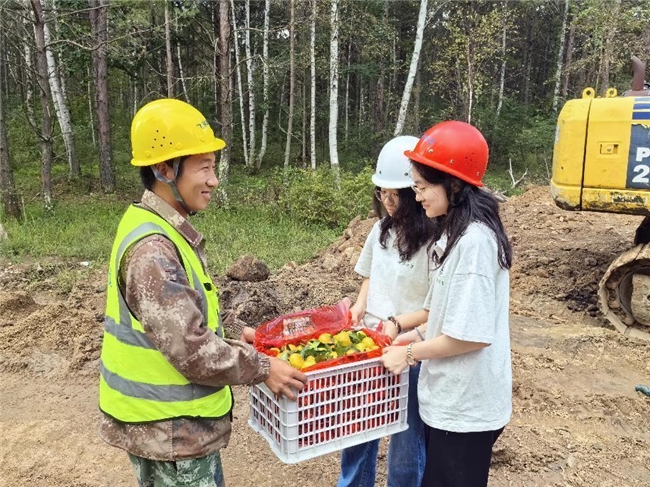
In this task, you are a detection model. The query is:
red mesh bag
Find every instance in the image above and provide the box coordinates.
[254,298,391,371]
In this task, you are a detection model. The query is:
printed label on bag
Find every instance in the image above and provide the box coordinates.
[282,316,315,337]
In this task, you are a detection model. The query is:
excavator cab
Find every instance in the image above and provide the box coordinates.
[550,57,650,341]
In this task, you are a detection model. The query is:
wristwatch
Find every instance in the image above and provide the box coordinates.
[406,343,419,367]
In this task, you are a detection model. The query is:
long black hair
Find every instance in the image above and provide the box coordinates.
[372,185,435,262]
[411,161,512,270]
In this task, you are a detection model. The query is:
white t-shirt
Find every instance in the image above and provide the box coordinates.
[418,222,512,433]
[355,220,431,329]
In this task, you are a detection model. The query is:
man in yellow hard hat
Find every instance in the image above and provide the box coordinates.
[98,99,307,486]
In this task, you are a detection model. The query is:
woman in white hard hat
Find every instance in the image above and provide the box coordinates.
[337,136,434,487]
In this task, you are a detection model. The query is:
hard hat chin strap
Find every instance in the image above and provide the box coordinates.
[151,158,196,216]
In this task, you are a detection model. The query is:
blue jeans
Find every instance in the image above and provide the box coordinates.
[337,364,425,487]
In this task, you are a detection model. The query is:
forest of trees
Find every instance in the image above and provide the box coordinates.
[0,0,649,219]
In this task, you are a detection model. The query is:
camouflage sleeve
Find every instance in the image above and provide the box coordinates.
[220,309,248,342]
[121,235,270,387]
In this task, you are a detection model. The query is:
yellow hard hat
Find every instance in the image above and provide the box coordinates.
[130,98,226,166]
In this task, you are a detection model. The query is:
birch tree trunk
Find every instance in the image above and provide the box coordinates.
[552,0,569,111]
[89,0,115,193]
[244,0,256,167]
[394,0,427,136]
[230,0,249,166]
[51,0,70,110]
[328,0,340,178]
[217,0,232,204]
[164,0,173,97]
[309,0,316,170]
[0,16,21,220]
[496,3,507,118]
[42,0,79,178]
[283,0,295,169]
[30,0,54,208]
[256,0,270,169]
[22,41,37,129]
[20,16,38,131]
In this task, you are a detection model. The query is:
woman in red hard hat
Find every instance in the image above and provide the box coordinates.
[382,121,512,487]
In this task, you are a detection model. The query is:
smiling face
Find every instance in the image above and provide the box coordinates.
[154,152,218,216]
[411,167,449,218]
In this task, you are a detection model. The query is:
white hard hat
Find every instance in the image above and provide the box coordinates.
[372,135,419,189]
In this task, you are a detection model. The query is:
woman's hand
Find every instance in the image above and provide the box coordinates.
[380,345,409,375]
[349,302,366,326]
[381,320,399,341]
[392,330,416,346]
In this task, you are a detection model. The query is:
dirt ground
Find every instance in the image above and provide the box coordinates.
[1,185,649,487]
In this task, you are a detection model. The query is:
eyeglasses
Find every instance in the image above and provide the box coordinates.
[374,189,399,203]
[411,184,430,196]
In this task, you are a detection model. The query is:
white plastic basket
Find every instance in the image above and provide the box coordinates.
[248,357,409,464]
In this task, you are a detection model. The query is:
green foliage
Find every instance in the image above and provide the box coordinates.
[454,93,555,193]
[274,166,375,229]
[0,195,125,262]
[0,172,343,274]
[194,206,340,273]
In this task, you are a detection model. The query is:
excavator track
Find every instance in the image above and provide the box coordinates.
[599,243,650,341]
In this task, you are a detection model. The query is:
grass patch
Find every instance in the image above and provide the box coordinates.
[195,206,339,272]
[0,192,341,275]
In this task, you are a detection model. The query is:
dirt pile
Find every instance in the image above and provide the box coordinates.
[1,185,650,486]
[501,185,641,321]
[0,286,103,376]
[0,213,378,376]
[1,185,646,376]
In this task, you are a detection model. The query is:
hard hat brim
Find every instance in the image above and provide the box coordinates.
[131,137,226,167]
[371,173,412,189]
[405,149,484,187]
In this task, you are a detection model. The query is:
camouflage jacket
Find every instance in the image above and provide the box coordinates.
[100,190,270,461]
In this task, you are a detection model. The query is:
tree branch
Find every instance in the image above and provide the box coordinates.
[508,158,528,188]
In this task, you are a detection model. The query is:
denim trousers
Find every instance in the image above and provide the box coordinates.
[337,364,425,487]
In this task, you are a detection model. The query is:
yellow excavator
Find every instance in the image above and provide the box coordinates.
[551,56,650,341]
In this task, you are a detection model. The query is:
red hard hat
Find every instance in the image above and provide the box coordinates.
[405,121,488,187]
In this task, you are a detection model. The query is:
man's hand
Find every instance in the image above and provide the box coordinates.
[264,357,308,400]
[240,326,255,344]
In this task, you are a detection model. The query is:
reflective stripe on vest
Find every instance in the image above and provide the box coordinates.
[99,205,232,423]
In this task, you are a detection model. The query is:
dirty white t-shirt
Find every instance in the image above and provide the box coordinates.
[355,220,431,330]
[418,222,512,433]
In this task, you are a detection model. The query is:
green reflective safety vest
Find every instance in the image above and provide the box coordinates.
[99,205,233,423]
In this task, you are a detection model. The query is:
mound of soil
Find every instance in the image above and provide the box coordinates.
[1,185,649,486]
[0,185,645,376]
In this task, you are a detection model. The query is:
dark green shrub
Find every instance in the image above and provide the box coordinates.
[276,166,374,229]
